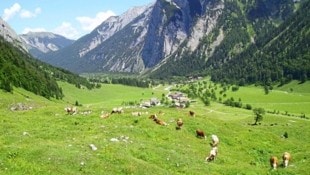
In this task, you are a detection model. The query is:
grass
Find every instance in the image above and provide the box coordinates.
[0,81,309,174]
[225,81,310,116]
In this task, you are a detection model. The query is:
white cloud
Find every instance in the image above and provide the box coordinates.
[22,27,46,34]
[2,3,21,21]
[52,22,79,39]
[2,3,42,20]
[20,7,42,19]
[76,10,116,31]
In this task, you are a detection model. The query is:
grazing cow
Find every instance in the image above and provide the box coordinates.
[270,156,279,169]
[205,146,218,162]
[176,118,183,129]
[282,152,291,168]
[196,129,206,139]
[132,112,142,116]
[100,113,110,119]
[211,134,219,147]
[64,106,77,115]
[149,114,167,126]
[189,111,195,117]
[111,107,123,114]
[149,114,158,119]
[153,117,168,126]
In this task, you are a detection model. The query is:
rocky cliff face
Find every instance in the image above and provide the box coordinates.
[41,0,225,74]
[0,17,27,52]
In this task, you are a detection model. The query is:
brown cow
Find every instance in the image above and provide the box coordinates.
[270,156,279,169]
[153,118,168,126]
[149,114,158,119]
[65,106,77,115]
[196,129,206,139]
[150,114,167,126]
[189,111,195,117]
[176,118,183,130]
[282,152,291,168]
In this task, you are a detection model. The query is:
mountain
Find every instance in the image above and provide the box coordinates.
[40,3,153,73]
[148,0,300,78]
[0,17,28,52]
[0,34,96,99]
[39,0,308,85]
[0,19,94,99]
[20,32,75,58]
[210,0,310,85]
[41,0,225,73]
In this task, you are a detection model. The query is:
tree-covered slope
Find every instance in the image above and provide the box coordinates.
[210,0,310,85]
[148,0,306,83]
[0,36,94,99]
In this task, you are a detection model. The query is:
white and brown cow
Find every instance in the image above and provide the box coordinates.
[111,107,123,114]
[270,156,279,169]
[211,134,219,147]
[282,152,291,168]
[64,106,77,115]
[205,146,218,162]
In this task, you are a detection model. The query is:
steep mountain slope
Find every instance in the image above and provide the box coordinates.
[210,0,310,85]
[149,0,300,79]
[41,4,153,73]
[0,35,95,99]
[0,36,63,99]
[41,0,225,73]
[39,0,307,84]
[20,32,74,58]
[0,17,27,52]
[0,21,94,99]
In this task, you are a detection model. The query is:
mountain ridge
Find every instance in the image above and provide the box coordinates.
[23,0,308,85]
[0,17,28,52]
[20,32,75,58]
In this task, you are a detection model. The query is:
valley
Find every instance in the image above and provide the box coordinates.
[0,80,309,174]
[0,0,309,174]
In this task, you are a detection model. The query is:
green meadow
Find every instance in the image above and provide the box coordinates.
[0,80,309,174]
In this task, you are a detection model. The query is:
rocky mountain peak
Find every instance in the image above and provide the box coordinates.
[0,17,28,52]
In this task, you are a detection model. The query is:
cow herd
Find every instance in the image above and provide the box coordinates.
[64,106,292,170]
[270,152,291,170]
[148,110,221,163]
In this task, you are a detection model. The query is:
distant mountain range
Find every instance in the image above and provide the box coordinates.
[20,32,75,58]
[4,0,309,85]
[0,18,94,99]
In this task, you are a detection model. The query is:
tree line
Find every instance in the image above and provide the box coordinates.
[0,36,94,99]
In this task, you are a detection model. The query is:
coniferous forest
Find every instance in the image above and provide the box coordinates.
[210,0,310,85]
[149,0,309,86]
[0,36,94,99]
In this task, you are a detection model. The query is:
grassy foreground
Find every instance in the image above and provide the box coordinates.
[0,81,309,175]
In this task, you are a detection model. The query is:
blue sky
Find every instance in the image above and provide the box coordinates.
[0,0,154,39]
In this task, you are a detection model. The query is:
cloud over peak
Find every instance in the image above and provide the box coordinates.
[76,10,116,31]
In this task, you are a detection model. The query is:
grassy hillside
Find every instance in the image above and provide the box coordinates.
[220,81,310,117]
[0,81,309,174]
